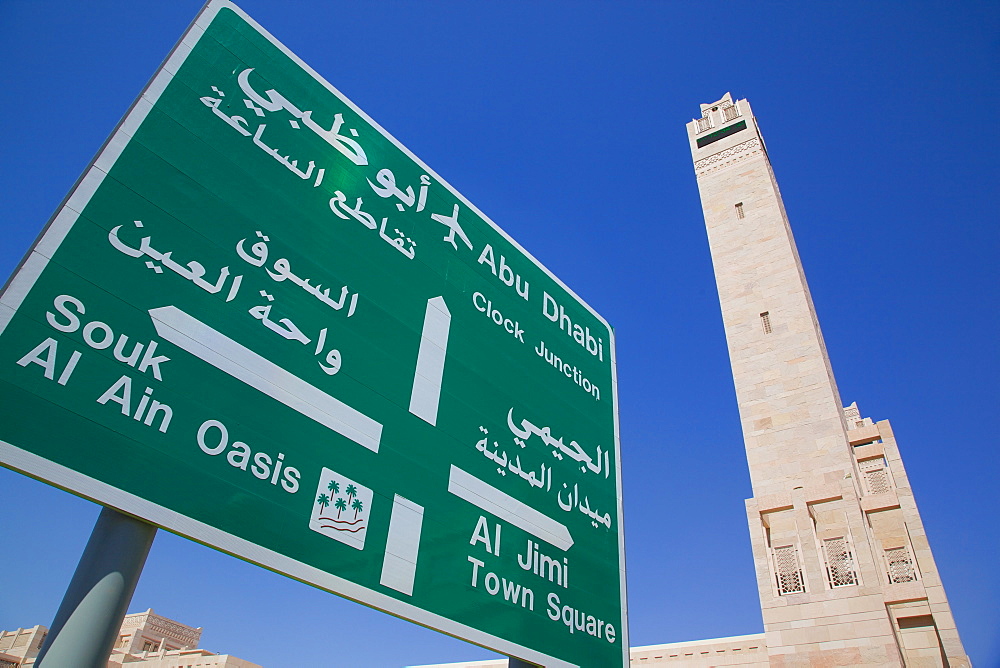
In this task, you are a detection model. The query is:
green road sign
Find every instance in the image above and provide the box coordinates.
[0,3,626,665]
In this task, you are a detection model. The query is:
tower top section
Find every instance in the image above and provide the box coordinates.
[686,94,766,175]
[699,92,734,113]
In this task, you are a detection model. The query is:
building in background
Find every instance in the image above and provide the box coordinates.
[413,96,971,667]
[0,626,46,668]
[0,609,260,668]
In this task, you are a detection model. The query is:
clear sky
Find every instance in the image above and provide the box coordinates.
[1,1,997,666]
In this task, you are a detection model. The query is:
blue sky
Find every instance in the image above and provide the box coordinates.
[1,1,997,666]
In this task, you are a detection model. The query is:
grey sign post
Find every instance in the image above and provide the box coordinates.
[35,509,156,668]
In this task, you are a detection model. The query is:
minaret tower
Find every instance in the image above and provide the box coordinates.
[687,94,969,667]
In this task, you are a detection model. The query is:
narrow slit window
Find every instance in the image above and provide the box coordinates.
[735,202,745,219]
[760,311,772,334]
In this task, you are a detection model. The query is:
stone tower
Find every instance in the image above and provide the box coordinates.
[686,94,969,667]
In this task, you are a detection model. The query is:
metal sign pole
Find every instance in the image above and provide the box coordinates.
[35,507,156,668]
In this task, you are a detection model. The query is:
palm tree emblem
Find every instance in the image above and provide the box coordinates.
[345,484,358,505]
[334,497,348,519]
[316,493,330,514]
[351,498,364,519]
[328,480,340,496]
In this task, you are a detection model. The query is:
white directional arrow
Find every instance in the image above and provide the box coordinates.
[149,306,382,452]
[448,465,574,551]
[409,296,450,426]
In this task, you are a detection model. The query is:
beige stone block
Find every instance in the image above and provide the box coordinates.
[755,492,793,513]
[927,605,955,626]
[852,441,884,459]
[860,491,900,512]
[875,420,895,440]
[821,598,853,618]
[854,618,894,639]
[766,642,795,655]
[846,595,879,615]
[778,626,826,646]
[889,601,927,615]
[883,581,927,604]
[847,423,880,445]
[762,605,800,625]
[806,484,844,506]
